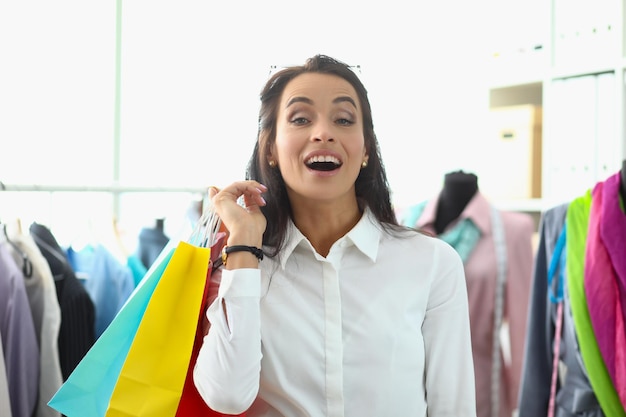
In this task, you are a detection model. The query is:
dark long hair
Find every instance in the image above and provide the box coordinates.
[246,54,401,256]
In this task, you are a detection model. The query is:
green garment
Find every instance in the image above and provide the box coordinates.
[566,190,626,416]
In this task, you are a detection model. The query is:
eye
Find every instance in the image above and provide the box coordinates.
[336,118,354,126]
[291,116,309,125]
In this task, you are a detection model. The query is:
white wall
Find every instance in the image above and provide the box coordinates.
[0,0,494,241]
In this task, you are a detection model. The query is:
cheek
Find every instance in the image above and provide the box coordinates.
[275,125,308,156]
[274,136,300,165]
[347,136,367,158]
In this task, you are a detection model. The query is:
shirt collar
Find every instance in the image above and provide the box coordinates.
[277,206,381,269]
[345,207,380,262]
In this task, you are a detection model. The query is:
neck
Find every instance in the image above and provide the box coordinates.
[290,197,362,257]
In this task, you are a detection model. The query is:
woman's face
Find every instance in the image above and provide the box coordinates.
[270,72,368,205]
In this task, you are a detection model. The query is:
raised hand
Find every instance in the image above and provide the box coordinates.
[209,181,268,256]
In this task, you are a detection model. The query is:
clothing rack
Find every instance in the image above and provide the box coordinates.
[0,182,207,194]
[0,182,208,222]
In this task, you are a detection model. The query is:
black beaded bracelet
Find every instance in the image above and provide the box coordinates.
[221,245,264,266]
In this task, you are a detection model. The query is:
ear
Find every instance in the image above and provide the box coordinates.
[267,143,278,165]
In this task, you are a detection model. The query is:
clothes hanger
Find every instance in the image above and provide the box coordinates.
[30,229,69,281]
[2,221,33,278]
[112,217,130,260]
[187,196,225,271]
[188,197,222,248]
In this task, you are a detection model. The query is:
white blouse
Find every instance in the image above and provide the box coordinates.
[194,208,476,417]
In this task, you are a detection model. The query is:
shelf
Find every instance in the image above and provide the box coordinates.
[549,64,620,80]
[487,76,545,91]
[489,83,543,108]
[491,198,564,213]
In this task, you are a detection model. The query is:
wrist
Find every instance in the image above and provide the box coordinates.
[221,245,264,268]
[226,233,262,249]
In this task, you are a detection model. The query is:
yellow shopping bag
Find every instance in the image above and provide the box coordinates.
[105,240,211,417]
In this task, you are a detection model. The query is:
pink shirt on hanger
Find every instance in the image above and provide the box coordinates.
[414,192,535,417]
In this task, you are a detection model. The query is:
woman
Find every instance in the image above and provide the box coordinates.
[193,54,476,416]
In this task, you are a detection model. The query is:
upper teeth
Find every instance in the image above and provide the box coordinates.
[306,155,340,164]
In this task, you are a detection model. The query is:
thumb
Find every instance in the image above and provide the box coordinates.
[208,186,219,198]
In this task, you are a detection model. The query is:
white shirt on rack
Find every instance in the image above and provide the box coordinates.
[194,208,476,417]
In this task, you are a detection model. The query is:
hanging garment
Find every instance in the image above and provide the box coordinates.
[29,222,96,380]
[546,225,566,417]
[66,244,135,338]
[567,191,625,416]
[126,253,147,287]
[5,226,63,417]
[518,202,604,416]
[408,192,534,417]
[0,331,13,417]
[0,242,39,417]
[584,174,626,410]
[599,174,626,345]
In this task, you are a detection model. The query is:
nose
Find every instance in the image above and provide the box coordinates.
[311,119,335,142]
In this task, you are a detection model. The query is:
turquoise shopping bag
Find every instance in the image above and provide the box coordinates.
[47,246,175,417]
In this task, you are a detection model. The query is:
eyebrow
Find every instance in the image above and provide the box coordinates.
[286,95,357,109]
[333,96,357,108]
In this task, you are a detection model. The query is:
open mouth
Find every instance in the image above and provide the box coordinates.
[305,155,342,171]
[307,161,341,171]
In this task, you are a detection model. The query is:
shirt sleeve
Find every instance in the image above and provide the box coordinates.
[422,243,477,416]
[193,267,263,414]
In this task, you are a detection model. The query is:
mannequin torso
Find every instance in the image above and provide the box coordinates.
[434,171,478,234]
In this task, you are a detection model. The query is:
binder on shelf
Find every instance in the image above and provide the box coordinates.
[480,104,543,201]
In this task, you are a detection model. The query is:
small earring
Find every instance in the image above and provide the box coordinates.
[269,160,276,168]
[361,160,368,168]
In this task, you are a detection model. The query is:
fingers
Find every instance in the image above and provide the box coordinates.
[242,190,266,208]
[208,181,268,244]
[214,181,267,206]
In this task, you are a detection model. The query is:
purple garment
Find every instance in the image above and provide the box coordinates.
[600,173,626,336]
[0,243,39,417]
[585,174,626,408]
